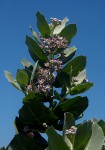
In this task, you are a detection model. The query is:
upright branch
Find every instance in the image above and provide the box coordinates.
[3,11,105,150]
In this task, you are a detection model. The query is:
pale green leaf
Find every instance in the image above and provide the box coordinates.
[85,123,105,150]
[53,17,69,34]
[4,70,22,91]
[21,58,33,68]
[63,113,75,150]
[75,69,86,85]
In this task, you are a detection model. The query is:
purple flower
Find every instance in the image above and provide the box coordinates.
[65,126,77,135]
[50,17,62,25]
[40,35,68,54]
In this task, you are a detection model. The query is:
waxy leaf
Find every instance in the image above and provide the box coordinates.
[74,69,86,85]
[26,35,48,63]
[6,134,43,150]
[53,17,69,35]
[57,56,86,91]
[36,11,50,37]
[4,70,22,91]
[63,113,75,149]
[58,46,77,64]
[62,56,86,77]
[23,92,44,103]
[73,121,92,150]
[21,58,33,68]
[70,82,93,95]
[46,126,70,150]
[85,123,105,150]
[54,96,88,119]
[98,120,105,136]
[16,70,29,86]
[19,99,57,126]
[57,71,71,89]
[30,61,39,82]
[59,24,77,44]
[54,90,62,101]
[29,26,39,42]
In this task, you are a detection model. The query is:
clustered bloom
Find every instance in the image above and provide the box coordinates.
[44,59,62,71]
[40,35,68,54]
[27,59,63,96]
[50,17,62,25]
[65,126,77,135]
[27,68,54,95]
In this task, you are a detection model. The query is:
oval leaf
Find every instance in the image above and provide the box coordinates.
[26,35,48,62]
[4,70,22,91]
[53,17,69,35]
[63,113,75,149]
[70,82,93,95]
[57,46,77,64]
[7,134,43,150]
[54,96,88,120]
[36,11,50,37]
[59,24,77,44]
[85,123,105,150]
[73,121,92,150]
[19,99,57,125]
[21,58,33,68]
[62,56,86,77]
[46,126,70,150]
[16,70,29,86]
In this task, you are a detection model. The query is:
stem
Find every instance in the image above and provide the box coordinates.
[49,53,54,59]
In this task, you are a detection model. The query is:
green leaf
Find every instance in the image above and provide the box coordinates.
[26,35,48,63]
[98,120,105,136]
[36,11,50,37]
[53,17,69,35]
[54,90,62,101]
[62,56,86,77]
[85,123,105,150]
[57,46,77,64]
[57,56,86,92]
[16,70,29,87]
[46,126,70,150]
[57,71,71,89]
[4,70,22,91]
[6,134,43,150]
[19,99,57,125]
[53,76,62,88]
[59,24,77,44]
[73,121,92,150]
[70,82,93,95]
[54,96,88,120]
[30,61,39,82]
[23,92,43,103]
[63,113,75,149]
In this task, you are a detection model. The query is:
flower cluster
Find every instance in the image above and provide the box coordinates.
[65,126,77,135]
[50,17,62,25]
[45,59,62,71]
[40,35,68,54]
[27,59,62,96]
[27,68,54,95]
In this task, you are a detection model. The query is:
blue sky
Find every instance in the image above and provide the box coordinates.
[0,0,105,147]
